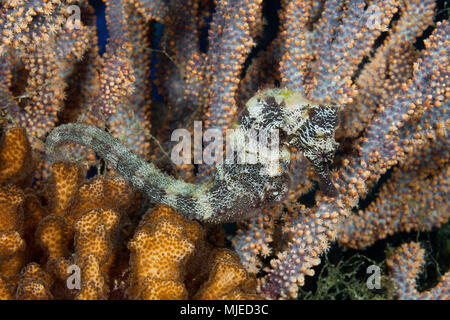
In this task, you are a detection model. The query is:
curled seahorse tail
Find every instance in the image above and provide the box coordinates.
[45,123,205,220]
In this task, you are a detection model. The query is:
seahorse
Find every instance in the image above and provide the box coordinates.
[45,88,339,223]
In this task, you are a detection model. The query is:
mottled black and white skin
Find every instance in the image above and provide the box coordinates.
[45,89,339,223]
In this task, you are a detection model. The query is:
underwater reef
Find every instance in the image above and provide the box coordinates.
[0,0,448,300]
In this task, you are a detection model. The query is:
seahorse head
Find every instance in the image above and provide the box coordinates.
[244,88,340,197]
[273,89,340,197]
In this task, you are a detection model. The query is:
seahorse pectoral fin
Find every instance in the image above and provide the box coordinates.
[315,165,338,197]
